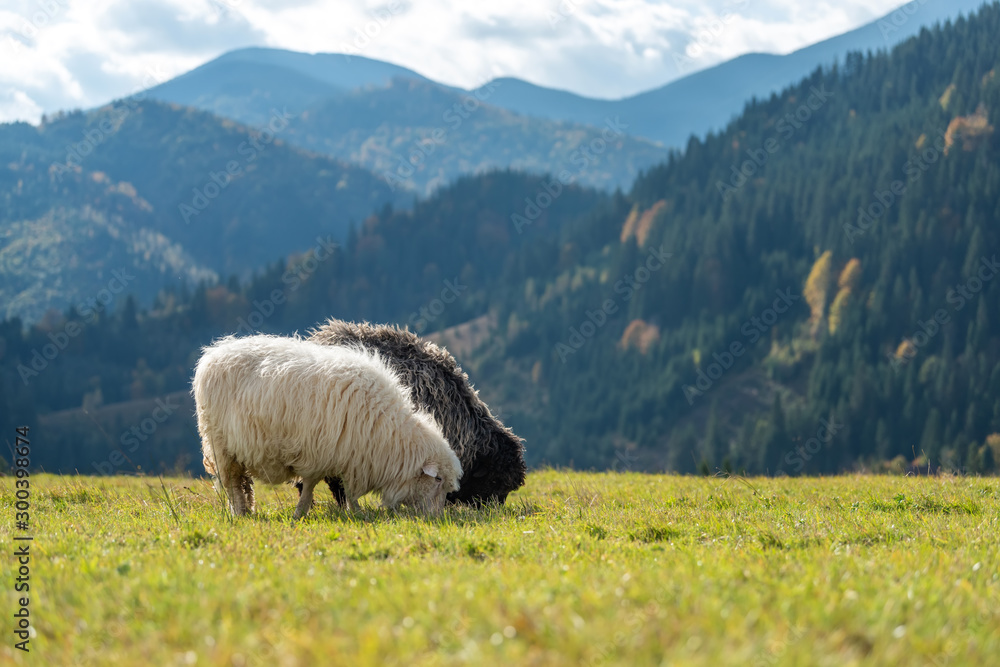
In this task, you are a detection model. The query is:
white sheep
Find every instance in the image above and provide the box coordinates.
[193,334,461,519]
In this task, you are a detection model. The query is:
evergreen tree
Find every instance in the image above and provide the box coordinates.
[920,409,943,470]
[701,399,725,472]
[759,394,789,474]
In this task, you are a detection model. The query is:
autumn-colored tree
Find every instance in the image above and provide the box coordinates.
[987,434,1000,463]
[619,319,661,354]
[895,339,917,360]
[838,258,861,290]
[619,204,640,244]
[828,289,850,335]
[804,250,833,335]
[829,258,861,334]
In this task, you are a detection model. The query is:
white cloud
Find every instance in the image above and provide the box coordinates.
[0,0,951,123]
[0,89,43,123]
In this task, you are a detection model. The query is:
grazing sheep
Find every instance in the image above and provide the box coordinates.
[303,318,526,507]
[193,334,462,519]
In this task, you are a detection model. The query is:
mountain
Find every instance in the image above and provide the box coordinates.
[0,99,407,321]
[4,3,1000,477]
[0,147,216,324]
[148,58,670,195]
[142,1,987,156]
[144,47,437,127]
[282,77,670,195]
[480,0,989,146]
[476,2,1000,472]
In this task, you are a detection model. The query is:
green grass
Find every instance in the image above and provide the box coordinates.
[2,472,998,665]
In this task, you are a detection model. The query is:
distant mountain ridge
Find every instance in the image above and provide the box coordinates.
[145,48,442,127]
[147,52,671,195]
[144,0,987,152]
[280,77,670,195]
[478,0,988,146]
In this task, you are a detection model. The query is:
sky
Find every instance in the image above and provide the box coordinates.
[0,0,921,123]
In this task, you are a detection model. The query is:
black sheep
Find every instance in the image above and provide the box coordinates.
[296,318,526,507]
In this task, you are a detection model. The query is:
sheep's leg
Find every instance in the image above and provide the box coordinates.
[294,478,341,509]
[226,460,249,516]
[213,446,250,516]
[293,478,318,520]
[242,475,255,513]
[297,477,346,508]
[347,495,362,512]
[326,477,348,508]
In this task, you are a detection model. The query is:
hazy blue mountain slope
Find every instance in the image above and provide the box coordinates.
[207,47,436,90]
[0,99,409,320]
[479,0,989,146]
[144,60,344,127]
[0,147,217,323]
[29,101,408,274]
[145,47,438,126]
[141,1,987,167]
[286,78,671,194]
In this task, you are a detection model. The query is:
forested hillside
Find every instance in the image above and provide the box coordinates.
[2,4,1000,477]
[0,170,606,473]
[152,64,672,196]
[485,4,1000,473]
[282,77,670,195]
[0,101,407,320]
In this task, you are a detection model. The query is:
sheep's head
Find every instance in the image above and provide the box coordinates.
[403,458,461,512]
[390,447,462,513]
[385,413,462,513]
[447,422,526,507]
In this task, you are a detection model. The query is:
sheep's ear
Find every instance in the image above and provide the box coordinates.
[422,463,438,478]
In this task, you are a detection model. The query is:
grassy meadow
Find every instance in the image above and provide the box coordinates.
[1,471,998,666]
